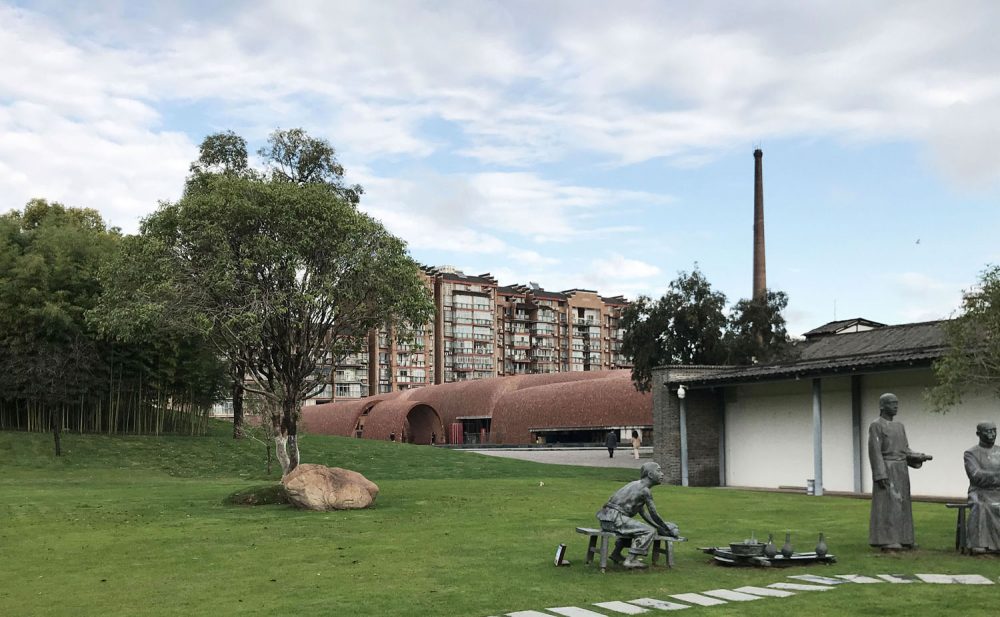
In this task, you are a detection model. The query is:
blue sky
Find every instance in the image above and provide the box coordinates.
[3,1,999,336]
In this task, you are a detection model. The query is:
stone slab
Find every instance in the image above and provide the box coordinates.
[835,574,884,584]
[787,574,846,585]
[593,601,650,614]
[628,598,691,611]
[548,608,607,617]
[508,612,555,617]
[877,574,919,583]
[733,586,796,598]
[953,574,994,585]
[916,574,993,585]
[768,582,835,591]
[915,574,961,584]
[701,589,762,602]
[669,593,727,607]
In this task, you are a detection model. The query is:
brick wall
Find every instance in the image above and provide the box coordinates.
[652,367,724,486]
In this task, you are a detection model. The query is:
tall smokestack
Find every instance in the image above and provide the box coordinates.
[752,149,766,300]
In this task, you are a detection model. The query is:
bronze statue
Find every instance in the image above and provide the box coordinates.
[596,462,680,569]
[965,422,1000,553]
[868,393,932,550]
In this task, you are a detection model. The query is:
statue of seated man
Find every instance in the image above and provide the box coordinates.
[965,421,1000,553]
[596,462,681,569]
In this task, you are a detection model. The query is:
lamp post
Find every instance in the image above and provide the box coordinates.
[678,384,688,487]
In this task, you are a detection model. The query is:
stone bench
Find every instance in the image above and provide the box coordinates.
[946,502,971,553]
[575,526,685,572]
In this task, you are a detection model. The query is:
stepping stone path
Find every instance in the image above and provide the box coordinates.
[491,571,996,616]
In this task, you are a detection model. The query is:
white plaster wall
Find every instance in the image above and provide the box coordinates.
[725,380,810,489]
[818,376,856,493]
[861,369,999,499]
[724,377,856,492]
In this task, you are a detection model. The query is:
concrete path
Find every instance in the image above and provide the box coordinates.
[459,447,653,469]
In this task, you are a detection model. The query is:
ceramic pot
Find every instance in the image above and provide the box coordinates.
[780,532,794,558]
[763,533,778,559]
[815,532,828,557]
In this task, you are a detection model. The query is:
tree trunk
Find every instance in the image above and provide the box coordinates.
[51,407,62,457]
[287,432,300,472]
[231,380,244,439]
[272,412,291,476]
[274,433,291,476]
[281,400,300,474]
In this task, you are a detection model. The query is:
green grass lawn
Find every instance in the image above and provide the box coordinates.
[2,424,999,616]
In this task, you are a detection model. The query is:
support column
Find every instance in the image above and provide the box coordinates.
[812,378,823,496]
[679,390,689,488]
[851,375,863,493]
[717,391,727,487]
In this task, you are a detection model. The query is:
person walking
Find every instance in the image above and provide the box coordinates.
[605,429,618,458]
[631,430,641,460]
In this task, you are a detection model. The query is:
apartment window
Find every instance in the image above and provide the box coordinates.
[336,384,361,398]
[311,384,333,398]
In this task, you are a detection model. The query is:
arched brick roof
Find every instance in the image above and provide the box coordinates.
[490,370,651,444]
[299,370,649,444]
[360,399,443,443]
[300,395,393,436]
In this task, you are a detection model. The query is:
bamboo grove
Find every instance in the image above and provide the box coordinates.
[0,200,226,438]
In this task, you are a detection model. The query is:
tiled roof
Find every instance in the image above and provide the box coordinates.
[662,320,949,386]
[802,317,887,338]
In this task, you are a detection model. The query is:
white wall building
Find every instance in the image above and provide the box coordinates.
[653,319,995,500]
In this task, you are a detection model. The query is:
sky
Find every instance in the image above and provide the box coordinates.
[2,0,999,337]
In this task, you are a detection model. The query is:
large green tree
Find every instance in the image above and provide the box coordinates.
[0,200,114,450]
[621,266,729,391]
[103,129,433,474]
[725,289,791,364]
[621,267,792,391]
[1,200,225,448]
[930,265,1000,410]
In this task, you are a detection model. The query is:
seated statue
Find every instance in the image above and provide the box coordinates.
[595,462,681,569]
[965,422,1000,553]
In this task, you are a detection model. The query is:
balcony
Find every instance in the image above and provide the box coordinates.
[395,375,427,384]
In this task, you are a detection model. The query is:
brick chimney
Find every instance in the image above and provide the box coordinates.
[753,149,766,300]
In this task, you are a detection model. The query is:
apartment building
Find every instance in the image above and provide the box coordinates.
[306,265,630,404]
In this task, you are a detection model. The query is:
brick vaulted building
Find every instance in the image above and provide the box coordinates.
[301,369,651,446]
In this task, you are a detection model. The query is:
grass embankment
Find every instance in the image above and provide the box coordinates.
[2,424,998,616]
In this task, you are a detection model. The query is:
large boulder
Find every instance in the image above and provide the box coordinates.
[282,464,379,511]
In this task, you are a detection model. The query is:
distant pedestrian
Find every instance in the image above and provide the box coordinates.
[631,430,641,460]
[606,430,618,458]
[389,431,396,442]
[431,432,436,445]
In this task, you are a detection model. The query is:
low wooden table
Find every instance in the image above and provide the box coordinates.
[575,526,685,572]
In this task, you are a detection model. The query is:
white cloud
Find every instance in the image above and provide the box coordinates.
[592,253,660,281]
[3,0,1000,257]
[892,272,963,322]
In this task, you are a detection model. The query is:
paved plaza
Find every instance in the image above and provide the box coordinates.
[459,447,654,469]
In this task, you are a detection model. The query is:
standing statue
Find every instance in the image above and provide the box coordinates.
[868,393,933,550]
[596,462,680,569]
[965,422,1000,553]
